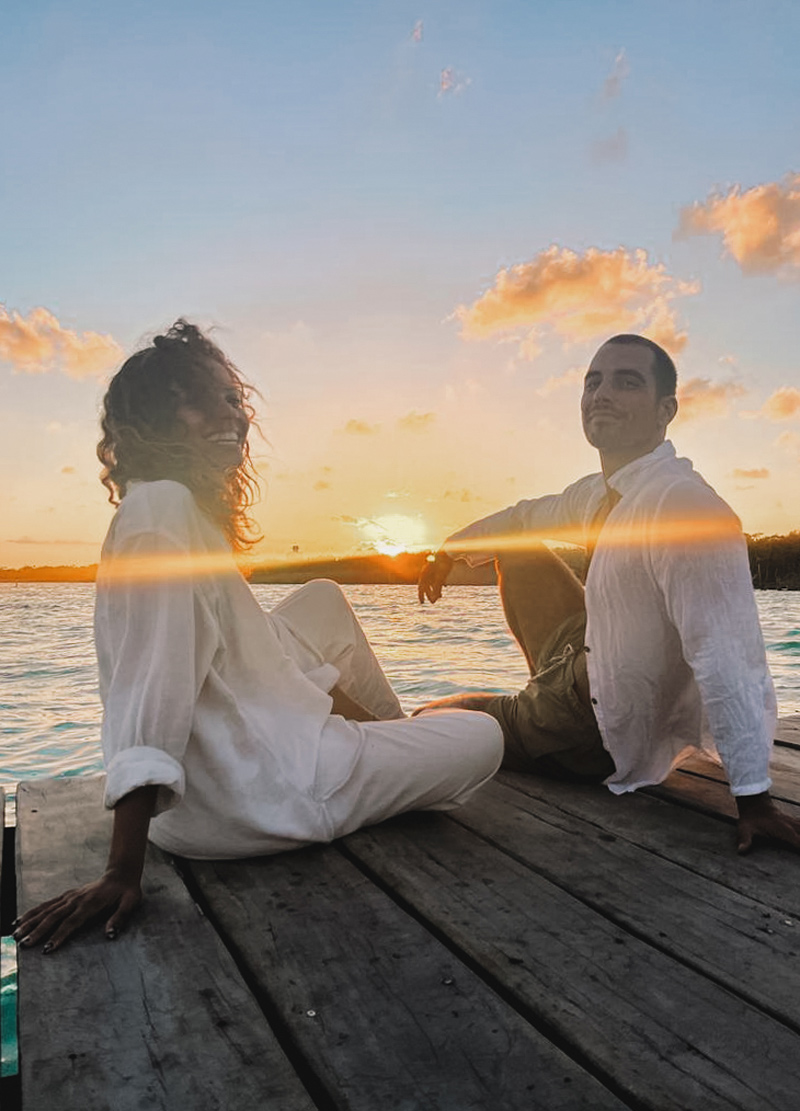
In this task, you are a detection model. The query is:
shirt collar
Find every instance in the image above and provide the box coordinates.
[605,440,676,498]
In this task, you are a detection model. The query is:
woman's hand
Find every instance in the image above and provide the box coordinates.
[14,783,158,953]
[13,872,143,953]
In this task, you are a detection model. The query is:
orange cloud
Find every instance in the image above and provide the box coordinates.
[457,246,696,354]
[397,411,435,432]
[676,378,746,421]
[757,386,800,420]
[343,419,380,435]
[537,366,585,396]
[676,175,800,274]
[601,48,629,100]
[732,467,769,480]
[0,305,122,378]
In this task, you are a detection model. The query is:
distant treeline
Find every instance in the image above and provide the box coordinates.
[2,533,800,587]
[0,564,98,582]
[747,532,800,590]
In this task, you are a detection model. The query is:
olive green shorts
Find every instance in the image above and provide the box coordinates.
[485,611,615,781]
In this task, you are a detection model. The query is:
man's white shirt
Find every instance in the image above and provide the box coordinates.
[445,441,776,796]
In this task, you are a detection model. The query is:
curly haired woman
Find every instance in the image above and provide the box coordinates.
[14,320,502,952]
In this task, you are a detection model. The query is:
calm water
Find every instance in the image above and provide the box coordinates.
[1,582,799,797]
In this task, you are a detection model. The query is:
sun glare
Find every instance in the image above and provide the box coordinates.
[360,514,430,557]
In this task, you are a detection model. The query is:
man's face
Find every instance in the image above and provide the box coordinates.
[581,342,676,466]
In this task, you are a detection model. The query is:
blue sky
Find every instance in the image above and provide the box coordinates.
[2,0,799,564]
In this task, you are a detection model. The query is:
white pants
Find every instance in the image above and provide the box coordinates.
[269,580,504,837]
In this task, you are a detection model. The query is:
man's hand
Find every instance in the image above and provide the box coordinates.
[13,873,143,953]
[418,551,454,604]
[736,791,800,854]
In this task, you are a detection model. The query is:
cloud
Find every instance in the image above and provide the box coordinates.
[397,410,436,432]
[313,480,331,491]
[61,466,76,475]
[590,127,628,165]
[439,67,471,97]
[675,175,800,275]
[456,246,696,354]
[537,366,585,396]
[757,386,800,421]
[0,305,123,378]
[7,536,98,546]
[343,418,380,435]
[411,20,423,43]
[443,488,478,502]
[675,378,746,421]
[732,467,769,480]
[601,48,629,100]
[777,430,800,458]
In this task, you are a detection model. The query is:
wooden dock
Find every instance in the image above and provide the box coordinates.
[4,716,800,1110]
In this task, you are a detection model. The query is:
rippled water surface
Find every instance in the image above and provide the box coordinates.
[2,582,799,794]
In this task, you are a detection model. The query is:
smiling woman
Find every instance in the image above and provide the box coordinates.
[12,320,503,955]
[97,320,260,551]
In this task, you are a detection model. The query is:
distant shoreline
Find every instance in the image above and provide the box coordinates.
[1,535,799,588]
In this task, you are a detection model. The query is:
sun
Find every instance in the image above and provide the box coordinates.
[360,514,429,557]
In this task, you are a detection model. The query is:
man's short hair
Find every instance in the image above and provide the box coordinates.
[602,334,677,399]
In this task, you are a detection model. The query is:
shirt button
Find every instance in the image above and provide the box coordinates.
[591,698,598,705]
[584,646,591,653]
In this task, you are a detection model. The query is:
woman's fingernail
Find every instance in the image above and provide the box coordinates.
[11,918,20,928]
[42,942,53,954]
[106,928,117,940]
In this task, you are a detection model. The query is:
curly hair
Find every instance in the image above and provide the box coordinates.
[97,320,260,550]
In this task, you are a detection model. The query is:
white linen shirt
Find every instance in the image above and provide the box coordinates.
[444,442,776,796]
[95,480,353,858]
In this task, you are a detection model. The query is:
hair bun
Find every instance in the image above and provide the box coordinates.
[153,334,168,349]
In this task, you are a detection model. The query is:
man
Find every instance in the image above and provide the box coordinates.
[418,333,800,854]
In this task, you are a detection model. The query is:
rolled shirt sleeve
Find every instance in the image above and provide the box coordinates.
[95,497,222,814]
[649,483,775,796]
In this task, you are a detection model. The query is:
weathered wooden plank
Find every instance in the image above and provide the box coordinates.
[676,745,800,806]
[0,785,5,1076]
[343,811,800,1111]
[0,786,4,923]
[448,779,800,1028]
[16,777,314,1111]
[497,769,800,919]
[186,846,627,1111]
[653,766,800,826]
[775,714,800,749]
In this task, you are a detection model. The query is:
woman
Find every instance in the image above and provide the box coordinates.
[14,320,503,952]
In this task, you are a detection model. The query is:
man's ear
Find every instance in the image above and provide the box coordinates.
[660,395,678,427]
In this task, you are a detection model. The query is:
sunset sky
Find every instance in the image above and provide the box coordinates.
[2,0,799,567]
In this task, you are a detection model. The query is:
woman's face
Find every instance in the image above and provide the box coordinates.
[174,360,250,469]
